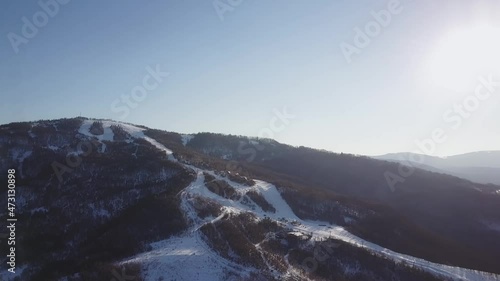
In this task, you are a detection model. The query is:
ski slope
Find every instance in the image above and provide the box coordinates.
[103,122,500,281]
[121,169,500,281]
[78,119,174,160]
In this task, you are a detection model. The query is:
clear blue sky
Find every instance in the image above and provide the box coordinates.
[1,0,499,156]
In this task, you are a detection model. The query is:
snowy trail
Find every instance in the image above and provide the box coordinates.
[122,166,500,281]
[296,224,499,281]
[184,171,500,281]
[252,183,500,281]
[246,180,500,281]
[102,126,500,281]
[119,231,251,281]
[119,171,255,281]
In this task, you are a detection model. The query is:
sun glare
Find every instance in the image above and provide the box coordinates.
[429,24,500,92]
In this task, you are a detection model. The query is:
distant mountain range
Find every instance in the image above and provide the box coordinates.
[374,151,500,185]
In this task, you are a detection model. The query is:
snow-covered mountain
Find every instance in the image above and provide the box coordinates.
[374,152,500,185]
[1,118,500,281]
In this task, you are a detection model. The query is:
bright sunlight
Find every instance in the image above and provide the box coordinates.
[429,24,500,92]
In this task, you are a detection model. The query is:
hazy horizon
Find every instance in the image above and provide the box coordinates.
[2,115,499,158]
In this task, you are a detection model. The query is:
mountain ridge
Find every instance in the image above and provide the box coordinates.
[374,151,500,185]
[1,117,500,280]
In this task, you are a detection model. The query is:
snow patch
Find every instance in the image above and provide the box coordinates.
[78,120,114,141]
[120,233,248,281]
[78,119,174,160]
[0,265,27,280]
[343,216,355,224]
[481,220,500,232]
[47,145,60,151]
[30,207,48,215]
[12,150,32,178]
[181,134,194,146]
[88,203,111,218]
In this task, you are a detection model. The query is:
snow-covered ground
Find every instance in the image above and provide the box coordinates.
[119,171,256,281]
[16,150,32,178]
[181,134,194,146]
[78,120,115,142]
[0,265,27,280]
[119,233,243,281]
[78,119,174,160]
[121,167,500,281]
